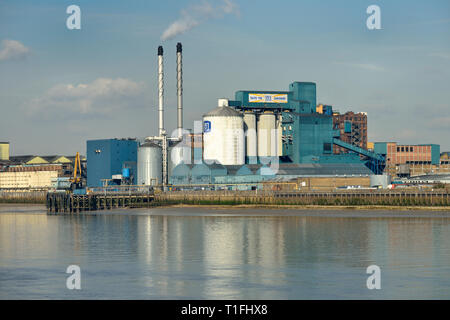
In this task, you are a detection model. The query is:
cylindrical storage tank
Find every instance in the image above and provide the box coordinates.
[122,168,130,178]
[243,112,257,164]
[168,141,191,176]
[137,142,162,185]
[277,113,283,157]
[257,112,277,157]
[203,104,244,165]
[370,175,392,189]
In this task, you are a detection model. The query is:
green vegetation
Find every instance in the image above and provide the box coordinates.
[148,195,449,207]
[0,197,45,204]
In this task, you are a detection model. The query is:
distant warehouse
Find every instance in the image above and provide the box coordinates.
[0,154,85,191]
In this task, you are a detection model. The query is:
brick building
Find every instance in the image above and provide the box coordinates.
[374,142,441,177]
[332,111,368,154]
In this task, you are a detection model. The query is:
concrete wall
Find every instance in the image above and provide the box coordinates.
[295,176,371,191]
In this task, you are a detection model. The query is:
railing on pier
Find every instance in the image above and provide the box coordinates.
[87,185,155,195]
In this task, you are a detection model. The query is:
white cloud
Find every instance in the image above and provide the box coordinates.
[161,0,239,41]
[0,39,30,61]
[426,116,450,129]
[429,52,450,60]
[334,62,385,72]
[26,78,146,119]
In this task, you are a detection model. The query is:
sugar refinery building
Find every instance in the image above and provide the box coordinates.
[84,43,418,190]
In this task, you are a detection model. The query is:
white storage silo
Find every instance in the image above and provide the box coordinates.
[243,111,257,164]
[257,112,277,157]
[203,101,244,165]
[168,140,191,175]
[277,113,283,156]
[137,142,162,185]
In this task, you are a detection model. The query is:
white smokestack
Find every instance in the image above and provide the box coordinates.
[176,42,183,139]
[158,46,164,136]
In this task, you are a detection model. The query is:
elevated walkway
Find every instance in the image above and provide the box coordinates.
[332,138,385,174]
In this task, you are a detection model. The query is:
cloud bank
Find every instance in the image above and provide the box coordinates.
[26,78,146,119]
[161,0,239,41]
[334,61,385,72]
[0,39,30,61]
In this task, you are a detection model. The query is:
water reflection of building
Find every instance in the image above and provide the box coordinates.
[0,213,52,261]
[387,219,434,268]
[136,214,207,297]
[201,216,288,298]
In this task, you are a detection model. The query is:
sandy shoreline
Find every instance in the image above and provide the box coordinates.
[155,203,450,211]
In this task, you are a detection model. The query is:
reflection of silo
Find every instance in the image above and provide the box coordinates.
[243,112,257,164]
[137,142,162,185]
[257,112,277,157]
[203,102,244,165]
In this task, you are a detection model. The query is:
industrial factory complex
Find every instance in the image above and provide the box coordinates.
[1,43,450,192]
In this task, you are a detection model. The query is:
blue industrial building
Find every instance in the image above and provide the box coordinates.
[87,138,138,187]
[231,82,384,169]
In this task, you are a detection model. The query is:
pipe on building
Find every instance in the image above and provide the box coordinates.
[176,42,183,139]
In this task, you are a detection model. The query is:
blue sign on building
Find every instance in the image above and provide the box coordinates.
[203,120,211,133]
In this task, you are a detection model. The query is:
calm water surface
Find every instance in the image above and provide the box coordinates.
[0,205,449,299]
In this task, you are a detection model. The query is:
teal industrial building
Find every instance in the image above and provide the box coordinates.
[228,82,383,167]
[86,82,385,188]
[165,81,385,189]
[85,44,386,189]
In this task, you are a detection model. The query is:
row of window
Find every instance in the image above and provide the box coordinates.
[397,146,414,152]
[405,161,432,165]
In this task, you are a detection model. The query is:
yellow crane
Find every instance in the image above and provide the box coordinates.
[71,152,82,189]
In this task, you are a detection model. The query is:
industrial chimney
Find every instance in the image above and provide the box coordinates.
[158,45,164,136]
[176,42,183,139]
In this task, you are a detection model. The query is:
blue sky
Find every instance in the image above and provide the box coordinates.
[0,0,449,155]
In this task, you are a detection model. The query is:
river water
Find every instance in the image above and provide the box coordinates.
[0,205,449,299]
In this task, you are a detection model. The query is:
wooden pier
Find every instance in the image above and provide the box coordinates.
[46,192,155,213]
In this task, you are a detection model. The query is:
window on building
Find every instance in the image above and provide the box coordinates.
[397,147,400,152]
[410,147,413,152]
[323,143,332,153]
[406,147,409,152]
[401,147,404,152]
